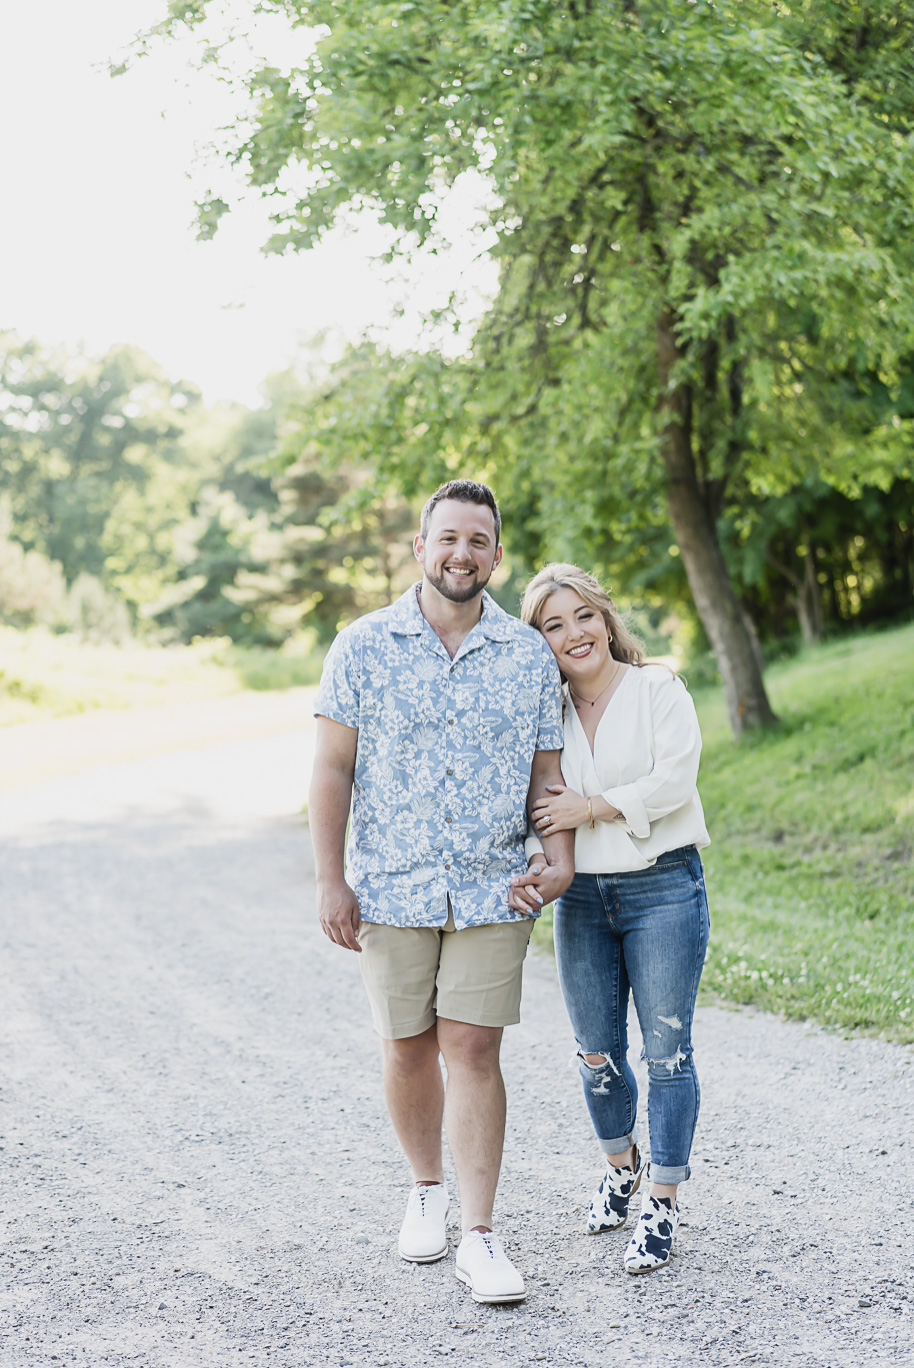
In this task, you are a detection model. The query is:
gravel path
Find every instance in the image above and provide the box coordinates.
[1,697,912,1368]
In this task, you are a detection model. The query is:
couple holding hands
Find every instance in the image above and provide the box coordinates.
[311,479,710,1303]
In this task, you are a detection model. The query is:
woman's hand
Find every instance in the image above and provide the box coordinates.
[509,852,575,914]
[509,856,546,915]
[531,783,589,835]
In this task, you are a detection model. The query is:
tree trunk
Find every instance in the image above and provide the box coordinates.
[739,602,766,676]
[656,311,777,736]
[796,541,824,645]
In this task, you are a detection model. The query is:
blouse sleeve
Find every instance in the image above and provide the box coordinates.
[524,831,545,862]
[600,673,702,840]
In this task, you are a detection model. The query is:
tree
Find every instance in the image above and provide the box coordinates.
[0,498,67,628]
[227,444,416,645]
[150,381,289,645]
[137,1,914,731]
[0,334,202,615]
[154,366,417,644]
[265,338,693,625]
[729,476,914,646]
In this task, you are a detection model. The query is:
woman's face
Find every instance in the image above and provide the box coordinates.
[537,587,612,684]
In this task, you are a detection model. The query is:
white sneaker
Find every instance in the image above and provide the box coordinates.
[398,1183,450,1262]
[455,1230,526,1303]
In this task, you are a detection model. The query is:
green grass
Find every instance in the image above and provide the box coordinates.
[695,623,914,1042]
[533,623,914,1043]
[217,643,325,692]
[531,903,556,954]
[0,627,324,725]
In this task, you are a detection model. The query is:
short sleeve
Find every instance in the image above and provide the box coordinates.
[314,630,360,730]
[534,642,564,752]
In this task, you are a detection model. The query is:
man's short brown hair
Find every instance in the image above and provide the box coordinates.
[420,480,501,543]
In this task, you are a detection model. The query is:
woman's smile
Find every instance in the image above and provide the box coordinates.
[538,587,613,685]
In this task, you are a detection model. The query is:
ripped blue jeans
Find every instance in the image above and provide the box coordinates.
[554,847,709,1185]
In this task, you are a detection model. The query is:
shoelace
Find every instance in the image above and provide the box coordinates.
[416,1188,436,1216]
[414,1186,443,1216]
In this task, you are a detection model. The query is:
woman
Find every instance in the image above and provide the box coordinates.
[517,563,710,1275]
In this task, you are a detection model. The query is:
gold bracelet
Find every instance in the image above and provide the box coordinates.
[587,798,595,830]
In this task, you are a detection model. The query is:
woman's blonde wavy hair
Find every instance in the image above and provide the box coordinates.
[520,563,646,668]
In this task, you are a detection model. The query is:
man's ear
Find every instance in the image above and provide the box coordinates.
[413,533,425,565]
[494,543,503,569]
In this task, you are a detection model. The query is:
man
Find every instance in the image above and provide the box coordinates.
[310,479,573,1303]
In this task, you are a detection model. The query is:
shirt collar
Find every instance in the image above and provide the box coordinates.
[387,583,426,636]
[388,582,519,643]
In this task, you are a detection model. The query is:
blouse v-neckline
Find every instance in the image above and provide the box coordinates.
[568,665,632,758]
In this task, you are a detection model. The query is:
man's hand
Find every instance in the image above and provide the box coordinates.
[317,877,362,952]
[531,782,589,835]
[310,716,360,950]
[508,858,544,916]
[509,854,574,914]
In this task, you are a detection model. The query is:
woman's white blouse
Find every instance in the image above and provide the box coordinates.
[527,664,710,873]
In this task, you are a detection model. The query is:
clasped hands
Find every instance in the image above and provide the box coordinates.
[508,783,581,916]
[508,854,573,915]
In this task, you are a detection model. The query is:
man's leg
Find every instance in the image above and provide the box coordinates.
[381,1023,446,1183]
[436,1019,505,1232]
[432,915,532,1234]
[359,920,444,1181]
[434,919,530,1303]
[358,923,451,1262]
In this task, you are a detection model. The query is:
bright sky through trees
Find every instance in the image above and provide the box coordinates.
[0,1,496,405]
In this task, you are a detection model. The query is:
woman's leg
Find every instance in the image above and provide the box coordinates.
[554,873,638,1156]
[616,848,710,1190]
[613,848,709,1273]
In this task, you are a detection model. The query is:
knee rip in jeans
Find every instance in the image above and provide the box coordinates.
[644,1043,688,1075]
[573,1045,621,1093]
[643,1013,688,1075]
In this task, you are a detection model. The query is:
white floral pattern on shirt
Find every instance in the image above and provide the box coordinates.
[315,584,564,929]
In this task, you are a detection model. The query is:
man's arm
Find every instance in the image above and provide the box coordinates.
[310,715,362,952]
[510,748,574,914]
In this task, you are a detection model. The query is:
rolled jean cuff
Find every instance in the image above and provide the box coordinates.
[648,1162,690,1185]
[597,1127,638,1156]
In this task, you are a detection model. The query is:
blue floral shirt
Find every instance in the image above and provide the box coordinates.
[315,584,564,929]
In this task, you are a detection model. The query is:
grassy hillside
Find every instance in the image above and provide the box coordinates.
[695,623,914,1042]
[534,623,914,1043]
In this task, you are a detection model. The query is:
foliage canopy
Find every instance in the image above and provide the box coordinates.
[139,0,914,730]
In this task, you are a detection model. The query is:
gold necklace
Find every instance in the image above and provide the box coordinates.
[569,660,621,709]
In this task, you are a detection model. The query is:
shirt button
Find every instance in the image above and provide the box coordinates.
[446,768,453,776]
[445,816,452,823]
[448,718,455,725]
[450,665,456,673]
[444,863,451,871]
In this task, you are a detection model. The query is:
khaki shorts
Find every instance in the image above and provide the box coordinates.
[357,910,535,1040]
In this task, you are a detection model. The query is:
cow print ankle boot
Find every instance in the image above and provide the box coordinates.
[586,1146,645,1234]
[623,1191,678,1273]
